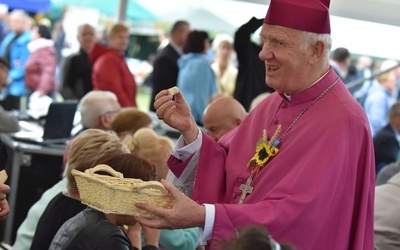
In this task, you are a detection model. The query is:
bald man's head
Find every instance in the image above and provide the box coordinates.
[203,96,247,141]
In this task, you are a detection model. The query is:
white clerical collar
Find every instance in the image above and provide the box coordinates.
[283,69,330,101]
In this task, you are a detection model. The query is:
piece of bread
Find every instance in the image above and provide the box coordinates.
[167,86,180,95]
[0,170,8,184]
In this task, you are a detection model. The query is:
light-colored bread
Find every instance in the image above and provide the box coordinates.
[167,86,180,95]
[0,170,8,184]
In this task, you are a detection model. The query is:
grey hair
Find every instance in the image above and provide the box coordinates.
[78,91,118,128]
[9,9,29,22]
[77,24,95,35]
[300,31,332,59]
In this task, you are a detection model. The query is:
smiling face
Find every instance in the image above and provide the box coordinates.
[259,24,319,94]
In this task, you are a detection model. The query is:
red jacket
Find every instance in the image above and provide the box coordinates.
[90,43,137,107]
[25,38,57,94]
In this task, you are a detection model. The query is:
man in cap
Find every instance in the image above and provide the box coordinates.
[136,1,375,249]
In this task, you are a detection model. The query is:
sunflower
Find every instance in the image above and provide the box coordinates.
[246,129,280,173]
[253,142,279,165]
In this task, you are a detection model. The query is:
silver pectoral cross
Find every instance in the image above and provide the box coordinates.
[238,175,254,204]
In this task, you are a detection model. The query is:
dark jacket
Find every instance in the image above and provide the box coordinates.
[50,207,159,250]
[30,192,87,250]
[90,43,137,107]
[233,17,274,111]
[61,48,93,100]
[149,44,180,112]
[373,124,400,173]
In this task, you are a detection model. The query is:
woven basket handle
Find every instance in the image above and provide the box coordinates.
[86,164,124,179]
[136,181,169,195]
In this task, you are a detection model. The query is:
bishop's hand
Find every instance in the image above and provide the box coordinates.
[134,180,205,230]
[154,89,199,144]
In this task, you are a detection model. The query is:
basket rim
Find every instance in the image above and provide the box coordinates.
[72,169,169,196]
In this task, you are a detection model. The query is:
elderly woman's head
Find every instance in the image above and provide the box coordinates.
[212,34,234,64]
[107,23,130,52]
[32,24,51,40]
[64,129,129,192]
[122,128,174,181]
[111,108,152,138]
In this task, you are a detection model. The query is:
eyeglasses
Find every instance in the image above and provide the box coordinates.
[103,108,122,116]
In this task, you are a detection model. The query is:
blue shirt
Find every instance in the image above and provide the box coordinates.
[364,81,396,136]
[177,53,217,124]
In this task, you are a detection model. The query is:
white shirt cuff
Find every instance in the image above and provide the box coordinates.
[198,204,215,246]
[172,129,202,161]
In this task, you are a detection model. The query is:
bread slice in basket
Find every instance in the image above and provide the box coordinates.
[72,164,174,218]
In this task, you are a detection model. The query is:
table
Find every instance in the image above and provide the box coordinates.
[0,133,65,244]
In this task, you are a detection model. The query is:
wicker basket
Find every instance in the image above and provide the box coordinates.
[72,164,174,218]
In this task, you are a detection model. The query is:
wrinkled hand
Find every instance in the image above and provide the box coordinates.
[135,180,205,230]
[154,90,199,144]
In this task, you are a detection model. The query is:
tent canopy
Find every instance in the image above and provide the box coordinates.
[0,0,155,21]
[51,0,155,21]
[0,0,50,13]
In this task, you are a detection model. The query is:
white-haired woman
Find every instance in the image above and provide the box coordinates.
[211,34,238,96]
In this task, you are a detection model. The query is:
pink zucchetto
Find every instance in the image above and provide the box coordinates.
[264,0,331,34]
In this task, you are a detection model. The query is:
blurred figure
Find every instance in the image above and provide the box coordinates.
[0,4,9,43]
[90,23,137,107]
[111,108,152,138]
[123,128,200,250]
[249,92,271,111]
[61,24,96,100]
[149,20,190,112]
[329,47,351,82]
[52,21,65,65]
[233,17,274,111]
[0,57,19,132]
[203,96,247,141]
[124,128,173,182]
[364,60,399,136]
[211,34,237,96]
[24,24,57,97]
[0,9,31,109]
[78,90,121,130]
[373,101,400,174]
[30,129,132,250]
[353,55,374,104]
[218,225,295,250]
[374,172,400,250]
[177,30,217,125]
[376,161,400,186]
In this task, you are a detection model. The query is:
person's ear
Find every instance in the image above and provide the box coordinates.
[100,114,112,129]
[235,118,242,126]
[309,40,325,65]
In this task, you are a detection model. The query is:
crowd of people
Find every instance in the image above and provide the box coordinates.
[0,0,399,249]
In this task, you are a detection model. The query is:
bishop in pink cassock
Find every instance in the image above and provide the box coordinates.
[166,0,375,249]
